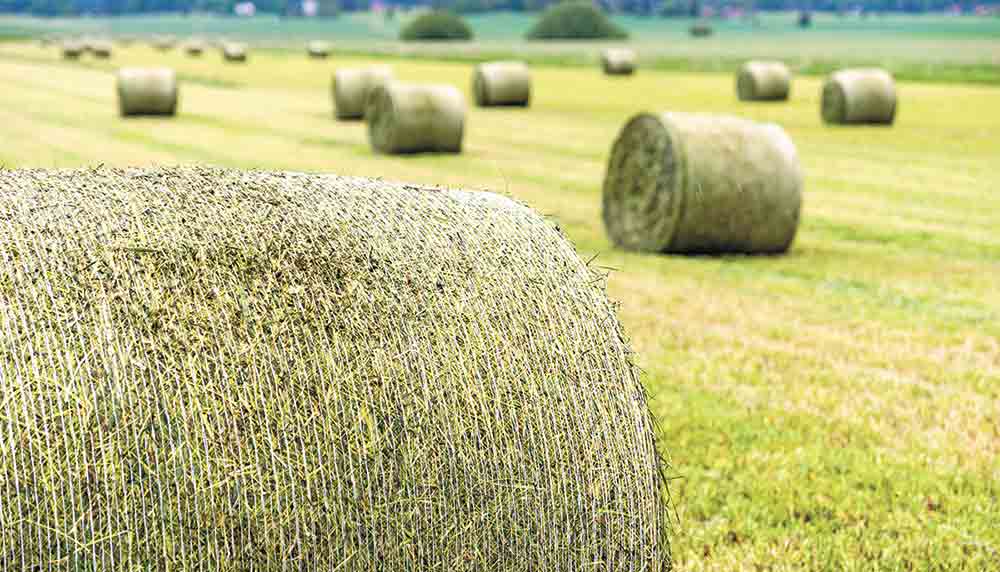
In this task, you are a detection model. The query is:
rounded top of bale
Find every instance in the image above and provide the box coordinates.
[0,165,670,569]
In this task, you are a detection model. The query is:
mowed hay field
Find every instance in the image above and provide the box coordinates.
[1,40,999,569]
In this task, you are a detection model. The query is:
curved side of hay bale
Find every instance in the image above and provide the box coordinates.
[117,67,179,117]
[603,112,802,254]
[331,66,394,120]
[307,40,331,58]
[821,68,896,125]
[0,166,670,570]
[61,41,84,59]
[222,42,248,62]
[736,61,791,101]
[601,48,636,75]
[368,82,466,154]
[473,61,531,107]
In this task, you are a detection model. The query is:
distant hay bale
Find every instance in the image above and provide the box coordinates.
[307,40,331,58]
[689,22,713,37]
[89,39,113,59]
[601,47,636,75]
[821,68,896,125]
[117,34,137,46]
[184,39,206,56]
[473,61,531,107]
[331,66,394,120]
[0,165,670,570]
[368,82,465,154]
[61,40,84,59]
[222,42,248,62]
[603,112,802,254]
[117,67,179,117]
[152,34,177,51]
[736,60,791,101]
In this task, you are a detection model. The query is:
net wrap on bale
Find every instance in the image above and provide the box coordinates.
[821,68,897,125]
[736,60,791,101]
[0,166,670,571]
[368,82,465,154]
[601,48,636,75]
[473,61,531,107]
[117,67,179,116]
[332,66,394,120]
[603,112,802,254]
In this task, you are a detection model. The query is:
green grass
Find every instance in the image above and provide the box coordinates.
[0,39,998,569]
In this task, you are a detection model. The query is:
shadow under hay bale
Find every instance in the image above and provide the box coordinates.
[0,165,670,571]
[222,42,248,62]
[367,82,465,154]
[821,68,897,125]
[601,47,636,75]
[603,112,802,255]
[307,40,331,58]
[117,67,179,117]
[332,66,394,120]
[736,60,791,101]
[473,61,531,107]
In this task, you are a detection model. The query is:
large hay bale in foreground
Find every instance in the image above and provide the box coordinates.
[61,40,84,59]
[0,166,670,570]
[821,68,896,125]
[736,60,791,101]
[117,67,179,116]
[473,61,531,107]
[368,82,465,154]
[307,40,331,58]
[601,47,636,75]
[603,112,802,254]
[222,42,248,62]
[331,66,394,120]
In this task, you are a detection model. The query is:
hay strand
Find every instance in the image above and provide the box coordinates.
[821,68,897,125]
[473,61,531,107]
[368,82,466,154]
[117,67,179,117]
[331,66,394,120]
[736,60,791,101]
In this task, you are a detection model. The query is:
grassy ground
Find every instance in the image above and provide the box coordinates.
[0,40,998,569]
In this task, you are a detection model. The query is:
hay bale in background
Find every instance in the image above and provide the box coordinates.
[473,61,531,107]
[89,39,113,59]
[603,112,802,254]
[61,40,84,59]
[117,67,179,116]
[689,22,713,37]
[0,165,670,570]
[183,39,206,56]
[117,34,136,46]
[307,40,331,58]
[152,34,177,51]
[736,60,791,101]
[368,82,465,154]
[332,66,394,120]
[222,42,248,62]
[601,47,636,75]
[821,68,897,125]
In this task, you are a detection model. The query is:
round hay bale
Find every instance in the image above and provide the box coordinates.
[307,40,331,58]
[601,47,636,75]
[152,34,177,51]
[603,112,802,254]
[331,66,394,120]
[736,60,791,101]
[473,61,531,107]
[183,39,206,56]
[821,68,896,125]
[61,40,84,60]
[117,34,137,46]
[222,42,248,62]
[689,22,713,37]
[117,67,179,117]
[89,39,113,59]
[0,165,670,570]
[368,82,465,154]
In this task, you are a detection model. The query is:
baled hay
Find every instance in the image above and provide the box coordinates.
[307,40,331,58]
[61,40,84,59]
[736,60,791,101]
[117,67,179,116]
[368,82,465,154]
[331,66,394,120]
[603,112,802,254]
[822,68,896,125]
[152,34,177,51]
[89,39,113,59]
[117,34,137,46]
[601,47,636,75]
[222,42,248,62]
[473,61,531,107]
[0,165,670,571]
[184,39,206,56]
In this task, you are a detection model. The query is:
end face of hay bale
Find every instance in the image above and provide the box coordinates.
[332,66,394,120]
[736,61,791,101]
[222,42,248,62]
[603,112,802,254]
[473,61,531,107]
[601,48,636,75]
[368,82,466,154]
[307,40,331,58]
[0,165,670,570]
[821,68,896,125]
[117,67,179,117]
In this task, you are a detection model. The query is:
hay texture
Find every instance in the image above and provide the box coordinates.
[821,68,896,125]
[331,66,394,120]
[0,166,670,571]
[222,42,248,62]
[473,61,531,107]
[603,112,802,254]
[307,40,331,58]
[736,60,791,101]
[117,67,179,116]
[368,82,465,154]
[601,47,636,75]
[61,40,84,59]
